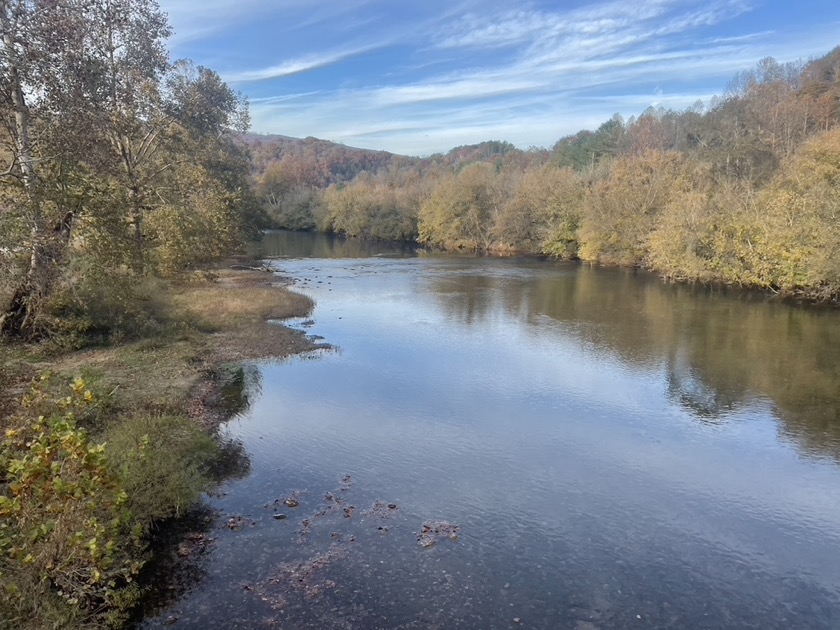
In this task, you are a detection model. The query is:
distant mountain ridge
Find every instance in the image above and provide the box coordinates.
[240,132,542,185]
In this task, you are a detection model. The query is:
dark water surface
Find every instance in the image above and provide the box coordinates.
[146,231,840,629]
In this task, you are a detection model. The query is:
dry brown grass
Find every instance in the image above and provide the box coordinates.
[172,269,312,332]
[0,344,38,424]
[1,266,316,429]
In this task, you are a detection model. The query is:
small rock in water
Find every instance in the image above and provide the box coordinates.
[417,521,460,547]
[273,513,287,520]
[388,503,398,510]
[284,498,300,508]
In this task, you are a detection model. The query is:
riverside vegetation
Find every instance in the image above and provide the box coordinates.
[0,0,313,627]
[0,0,838,623]
[252,48,840,303]
[0,268,314,628]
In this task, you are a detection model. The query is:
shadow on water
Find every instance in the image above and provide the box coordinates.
[130,367,262,624]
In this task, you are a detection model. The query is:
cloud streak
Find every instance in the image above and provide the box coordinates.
[159,0,840,155]
[223,45,384,83]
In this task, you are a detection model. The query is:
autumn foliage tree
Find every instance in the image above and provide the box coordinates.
[243,47,840,302]
[0,0,253,340]
[419,163,512,252]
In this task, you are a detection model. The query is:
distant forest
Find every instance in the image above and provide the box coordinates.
[245,47,840,302]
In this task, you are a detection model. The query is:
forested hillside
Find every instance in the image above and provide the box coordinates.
[252,48,840,302]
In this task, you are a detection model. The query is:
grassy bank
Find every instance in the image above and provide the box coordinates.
[0,265,314,629]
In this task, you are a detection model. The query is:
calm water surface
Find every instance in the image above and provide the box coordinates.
[145,231,840,629]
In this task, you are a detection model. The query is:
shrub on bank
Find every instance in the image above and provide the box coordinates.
[0,375,220,628]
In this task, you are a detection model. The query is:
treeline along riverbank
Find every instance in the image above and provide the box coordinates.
[251,48,840,303]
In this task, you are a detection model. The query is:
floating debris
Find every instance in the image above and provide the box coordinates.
[272,513,288,520]
[296,476,358,542]
[284,497,300,508]
[175,532,214,558]
[364,499,399,521]
[258,548,348,608]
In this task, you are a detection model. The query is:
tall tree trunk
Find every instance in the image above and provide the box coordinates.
[1,242,48,338]
[0,18,50,339]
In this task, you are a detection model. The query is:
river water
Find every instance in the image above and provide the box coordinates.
[145,230,840,629]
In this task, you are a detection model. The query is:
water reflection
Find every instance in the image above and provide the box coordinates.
[145,231,840,629]
[217,364,263,420]
[254,229,418,260]
[417,261,840,462]
[260,229,840,462]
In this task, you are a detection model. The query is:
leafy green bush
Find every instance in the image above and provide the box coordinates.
[104,414,219,527]
[0,379,144,629]
[1,375,222,628]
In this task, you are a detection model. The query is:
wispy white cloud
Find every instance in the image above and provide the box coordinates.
[370,75,543,106]
[248,91,325,104]
[223,45,384,83]
[160,0,268,44]
[705,31,775,44]
[159,0,840,155]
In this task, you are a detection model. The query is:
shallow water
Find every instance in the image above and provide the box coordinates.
[145,231,840,629]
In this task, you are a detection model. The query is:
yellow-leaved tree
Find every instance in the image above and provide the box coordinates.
[579,151,691,266]
[756,127,840,299]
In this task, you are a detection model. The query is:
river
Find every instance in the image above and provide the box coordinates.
[144,230,840,629]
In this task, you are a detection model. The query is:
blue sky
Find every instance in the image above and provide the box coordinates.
[159,0,840,156]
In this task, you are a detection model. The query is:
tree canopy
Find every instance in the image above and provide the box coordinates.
[0,0,255,339]
[249,46,840,302]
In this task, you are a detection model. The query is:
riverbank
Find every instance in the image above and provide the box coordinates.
[275,226,840,306]
[0,262,316,629]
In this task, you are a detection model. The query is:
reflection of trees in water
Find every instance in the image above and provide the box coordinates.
[665,355,737,421]
[429,273,519,326]
[211,365,263,481]
[258,230,418,259]
[430,261,840,462]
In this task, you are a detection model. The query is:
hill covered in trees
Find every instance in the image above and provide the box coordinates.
[250,47,840,302]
